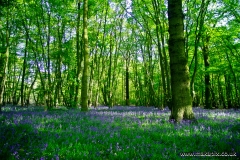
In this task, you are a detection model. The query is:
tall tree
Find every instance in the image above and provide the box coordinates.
[81,0,89,111]
[202,34,212,109]
[152,0,171,107]
[189,0,210,98]
[168,0,195,122]
[0,0,12,112]
[74,0,83,108]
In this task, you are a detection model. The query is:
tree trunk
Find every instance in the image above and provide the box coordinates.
[75,0,83,108]
[81,0,89,111]
[152,0,170,108]
[218,75,225,108]
[54,18,64,107]
[225,47,239,108]
[46,10,53,109]
[107,32,113,108]
[126,59,130,106]
[0,47,9,111]
[202,35,212,109]
[190,0,210,97]
[225,75,232,108]
[0,9,9,112]
[21,35,28,107]
[168,0,195,122]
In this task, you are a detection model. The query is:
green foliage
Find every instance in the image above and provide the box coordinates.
[0,0,16,8]
[0,47,7,54]
[0,123,42,159]
[0,0,239,109]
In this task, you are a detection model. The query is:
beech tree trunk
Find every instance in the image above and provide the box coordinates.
[168,0,195,122]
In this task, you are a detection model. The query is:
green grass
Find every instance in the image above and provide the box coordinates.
[0,106,239,159]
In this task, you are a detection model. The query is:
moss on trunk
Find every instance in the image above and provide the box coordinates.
[168,0,195,123]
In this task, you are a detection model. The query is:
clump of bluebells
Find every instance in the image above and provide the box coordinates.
[0,105,239,159]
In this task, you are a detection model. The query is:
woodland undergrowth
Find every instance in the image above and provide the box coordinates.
[0,106,239,160]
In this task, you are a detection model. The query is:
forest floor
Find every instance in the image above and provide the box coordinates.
[0,105,239,159]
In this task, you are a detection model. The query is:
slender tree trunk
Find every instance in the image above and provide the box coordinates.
[190,0,210,97]
[160,21,171,103]
[225,75,232,108]
[108,32,113,108]
[155,16,167,106]
[31,40,47,110]
[46,11,52,109]
[75,1,82,108]
[168,0,195,122]
[0,9,9,112]
[0,47,9,111]
[54,18,64,107]
[21,4,31,107]
[12,68,21,105]
[225,48,239,108]
[112,22,122,105]
[202,35,212,109]
[152,0,170,107]
[211,78,217,108]
[25,71,38,106]
[21,36,28,107]
[81,0,89,111]
[88,60,94,107]
[126,58,130,106]
[218,75,225,108]
[36,6,48,110]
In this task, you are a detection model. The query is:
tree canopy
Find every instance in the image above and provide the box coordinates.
[0,0,239,116]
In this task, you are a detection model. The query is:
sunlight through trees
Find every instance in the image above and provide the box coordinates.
[0,0,239,115]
